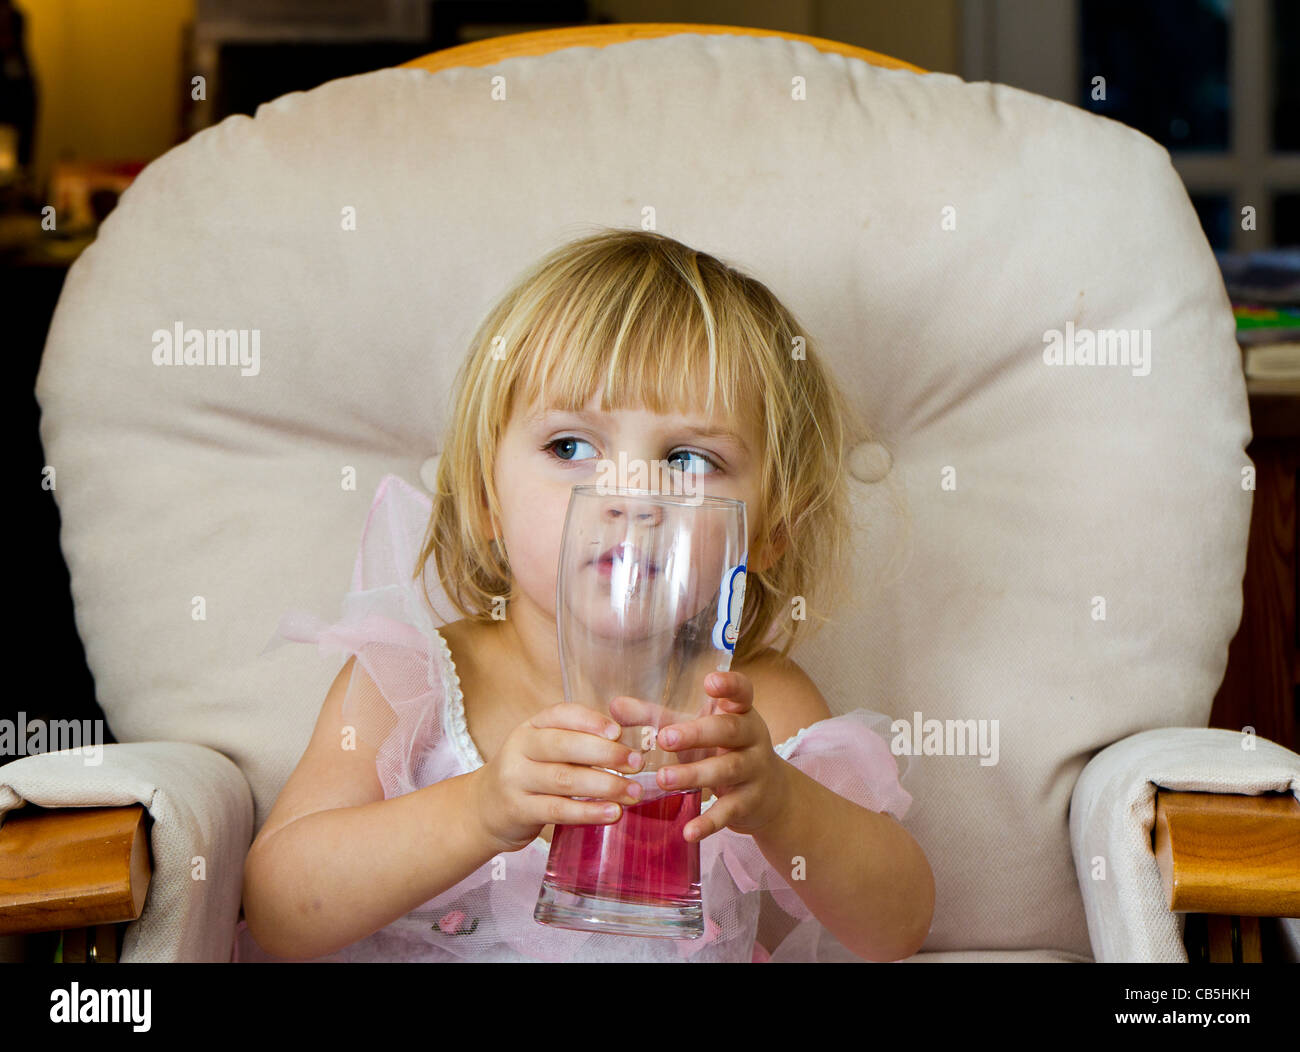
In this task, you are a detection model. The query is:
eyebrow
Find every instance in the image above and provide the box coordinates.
[529,408,745,445]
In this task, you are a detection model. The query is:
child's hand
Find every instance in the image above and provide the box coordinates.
[468,703,646,853]
[653,670,790,842]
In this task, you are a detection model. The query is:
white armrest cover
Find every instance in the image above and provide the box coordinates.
[0,741,253,962]
[1070,727,1300,962]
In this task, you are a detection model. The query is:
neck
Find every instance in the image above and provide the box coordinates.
[491,599,564,709]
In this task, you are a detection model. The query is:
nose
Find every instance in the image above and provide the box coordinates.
[603,497,664,528]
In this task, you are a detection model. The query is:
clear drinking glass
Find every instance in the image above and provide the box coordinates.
[532,485,749,939]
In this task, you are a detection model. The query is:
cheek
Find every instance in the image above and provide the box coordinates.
[500,487,571,590]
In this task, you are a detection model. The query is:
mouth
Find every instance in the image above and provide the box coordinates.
[591,542,658,578]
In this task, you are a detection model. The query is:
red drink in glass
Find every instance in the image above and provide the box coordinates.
[545,789,701,905]
[536,786,703,938]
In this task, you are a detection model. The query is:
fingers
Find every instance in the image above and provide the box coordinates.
[607,694,699,730]
[523,792,627,828]
[656,711,753,753]
[517,705,646,823]
[525,760,645,808]
[655,747,751,793]
[523,725,644,771]
[530,702,623,741]
[680,788,763,842]
[703,670,752,713]
[644,671,753,750]
[682,797,727,843]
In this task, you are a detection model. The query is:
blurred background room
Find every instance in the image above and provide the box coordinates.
[1,1,1296,766]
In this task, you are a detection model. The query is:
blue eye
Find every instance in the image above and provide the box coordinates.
[666,449,720,474]
[543,437,598,462]
[542,437,721,474]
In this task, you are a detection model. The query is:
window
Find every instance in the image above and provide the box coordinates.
[962,0,1300,249]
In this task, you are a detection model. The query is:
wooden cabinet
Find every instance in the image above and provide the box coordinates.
[1211,390,1300,754]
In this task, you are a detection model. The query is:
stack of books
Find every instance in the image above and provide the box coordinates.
[1217,250,1300,395]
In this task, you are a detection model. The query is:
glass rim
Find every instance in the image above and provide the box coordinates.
[568,485,745,509]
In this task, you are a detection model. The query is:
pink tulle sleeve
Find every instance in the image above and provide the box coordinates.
[260,474,463,799]
[703,707,917,924]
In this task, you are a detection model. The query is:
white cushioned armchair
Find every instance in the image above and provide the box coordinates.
[4,23,1298,963]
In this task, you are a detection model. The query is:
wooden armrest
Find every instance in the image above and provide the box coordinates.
[1153,790,1300,916]
[0,804,152,935]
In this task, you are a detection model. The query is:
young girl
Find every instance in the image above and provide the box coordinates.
[237,228,932,963]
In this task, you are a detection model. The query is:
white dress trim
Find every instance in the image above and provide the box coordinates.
[431,626,551,852]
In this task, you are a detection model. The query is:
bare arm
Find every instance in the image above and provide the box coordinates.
[241,656,501,960]
[752,762,934,962]
[727,649,933,961]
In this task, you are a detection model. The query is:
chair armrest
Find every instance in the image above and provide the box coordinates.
[0,804,151,934]
[1070,727,1300,962]
[0,741,253,961]
[1154,789,1300,916]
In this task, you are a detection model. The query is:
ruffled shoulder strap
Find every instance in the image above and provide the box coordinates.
[262,474,464,799]
[350,474,441,601]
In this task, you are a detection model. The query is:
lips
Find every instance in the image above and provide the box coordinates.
[592,541,658,577]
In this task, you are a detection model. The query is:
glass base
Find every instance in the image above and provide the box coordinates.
[534,882,703,940]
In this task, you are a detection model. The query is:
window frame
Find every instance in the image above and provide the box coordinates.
[961,0,1299,249]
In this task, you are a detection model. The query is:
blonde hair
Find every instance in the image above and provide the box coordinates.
[416,227,882,667]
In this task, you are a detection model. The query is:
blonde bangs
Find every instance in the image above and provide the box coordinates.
[501,245,769,435]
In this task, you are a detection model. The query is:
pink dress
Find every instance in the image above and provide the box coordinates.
[234,474,916,963]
